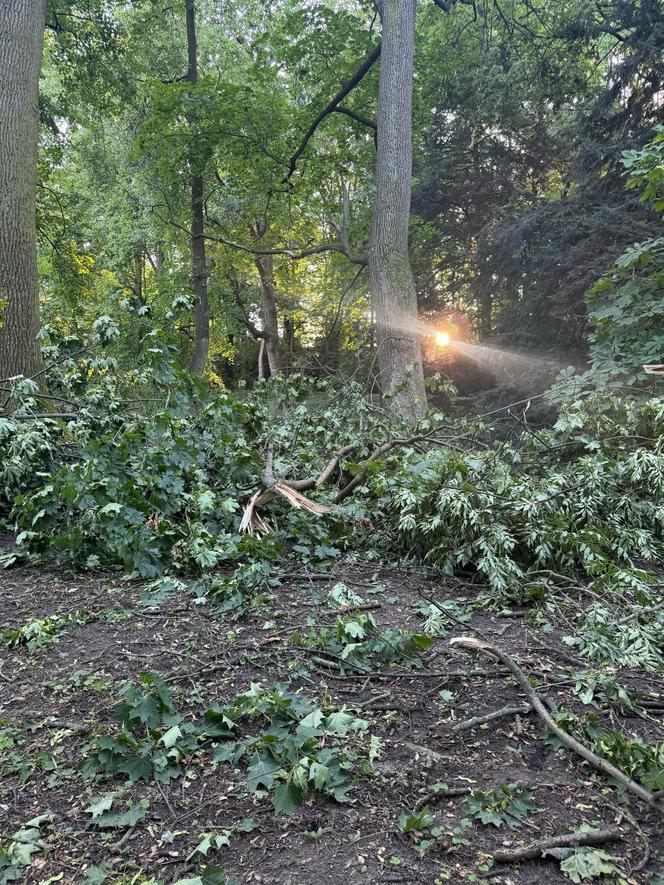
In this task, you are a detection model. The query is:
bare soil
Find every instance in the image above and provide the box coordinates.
[1,557,662,884]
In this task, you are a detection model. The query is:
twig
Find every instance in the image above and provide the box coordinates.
[403,741,445,763]
[414,785,471,809]
[451,704,530,733]
[450,637,662,809]
[606,801,651,873]
[493,826,624,863]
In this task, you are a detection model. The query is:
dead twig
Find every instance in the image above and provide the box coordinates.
[414,785,471,809]
[493,826,624,863]
[450,636,662,809]
[451,704,530,733]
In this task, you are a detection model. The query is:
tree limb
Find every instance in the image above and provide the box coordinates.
[285,42,381,181]
[430,0,475,11]
[334,105,377,131]
[451,704,530,733]
[206,218,368,266]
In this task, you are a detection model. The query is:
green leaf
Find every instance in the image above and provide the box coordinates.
[94,799,149,829]
[273,783,304,815]
[558,847,621,882]
[161,725,182,748]
[84,795,115,819]
[118,754,153,782]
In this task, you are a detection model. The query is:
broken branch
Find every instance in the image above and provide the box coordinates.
[493,826,624,863]
[450,636,662,808]
[451,704,530,733]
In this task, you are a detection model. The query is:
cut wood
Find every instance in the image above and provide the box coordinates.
[493,826,624,863]
[450,636,662,809]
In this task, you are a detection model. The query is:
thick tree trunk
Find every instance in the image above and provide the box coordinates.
[185,0,209,375]
[369,0,426,424]
[0,0,46,382]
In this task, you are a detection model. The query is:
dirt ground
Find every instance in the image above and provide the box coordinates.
[1,557,662,884]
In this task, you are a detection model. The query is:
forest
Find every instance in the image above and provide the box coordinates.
[1,0,664,882]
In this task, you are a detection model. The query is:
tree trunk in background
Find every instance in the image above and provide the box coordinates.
[284,316,295,371]
[253,220,282,375]
[254,252,282,376]
[185,0,209,375]
[478,288,492,340]
[257,338,266,380]
[368,0,426,424]
[0,0,46,382]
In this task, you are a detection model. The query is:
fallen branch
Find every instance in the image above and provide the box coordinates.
[493,826,624,863]
[240,481,330,536]
[240,421,467,532]
[451,704,530,733]
[403,741,446,763]
[450,636,662,809]
[414,785,471,809]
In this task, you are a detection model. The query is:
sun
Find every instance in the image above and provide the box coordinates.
[434,330,451,347]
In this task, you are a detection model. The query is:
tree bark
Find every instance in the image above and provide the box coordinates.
[185,0,209,375]
[253,220,282,376]
[368,0,426,424]
[0,0,46,382]
[478,287,493,340]
[254,252,282,376]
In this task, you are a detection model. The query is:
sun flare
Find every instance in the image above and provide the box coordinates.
[434,330,451,347]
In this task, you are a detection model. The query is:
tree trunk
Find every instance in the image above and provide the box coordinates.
[368,0,426,424]
[133,251,144,304]
[0,0,46,382]
[254,252,282,376]
[478,287,492,340]
[185,0,209,375]
[257,338,266,380]
[252,220,282,376]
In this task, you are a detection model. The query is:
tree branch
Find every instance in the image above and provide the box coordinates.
[493,827,624,863]
[333,105,377,132]
[450,636,663,808]
[430,0,475,11]
[285,42,381,181]
[207,216,368,266]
